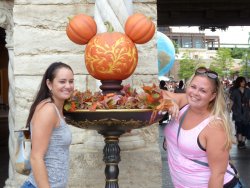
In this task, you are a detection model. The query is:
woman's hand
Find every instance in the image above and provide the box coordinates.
[156,98,179,120]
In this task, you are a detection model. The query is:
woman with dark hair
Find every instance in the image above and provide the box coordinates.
[174,80,185,93]
[230,76,250,149]
[21,62,74,188]
[159,80,168,90]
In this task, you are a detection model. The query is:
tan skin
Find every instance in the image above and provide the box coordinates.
[30,68,74,188]
[159,75,229,188]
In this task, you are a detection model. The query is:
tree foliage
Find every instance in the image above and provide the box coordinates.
[178,47,250,81]
[239,49,250,77]
[231,47,246,59]
[178,53,196,81]
[210,48,234,78]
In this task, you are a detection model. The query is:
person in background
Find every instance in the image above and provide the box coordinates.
[247,81,250,89]
[159,80,170,125]
[159,80,168,90]
[230,76,250,149]
[174,80,185,93]
[21,62,74,188]
[157,67,242,188]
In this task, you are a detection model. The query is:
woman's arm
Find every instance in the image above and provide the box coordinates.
[157,90,188,119]
[162,90,188,108]
[30,103,58,188]
[203,120,229,188]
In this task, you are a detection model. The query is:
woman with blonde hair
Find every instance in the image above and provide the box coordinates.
[158,67,242,188]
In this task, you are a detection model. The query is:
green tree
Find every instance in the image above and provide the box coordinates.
[231,47,246,59]
[232,34,250,78]
[210,48,234,78]
[239,48,250,78]
[178,53,196,81]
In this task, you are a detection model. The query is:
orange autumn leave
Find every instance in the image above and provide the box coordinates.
[69,101,76,111]
[64,84,164,111]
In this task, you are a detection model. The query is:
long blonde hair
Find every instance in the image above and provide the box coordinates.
[186,74,234,150]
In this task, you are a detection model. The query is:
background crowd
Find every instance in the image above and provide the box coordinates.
[160,76,250,149]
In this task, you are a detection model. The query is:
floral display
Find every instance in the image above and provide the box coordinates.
[64,84,164,112]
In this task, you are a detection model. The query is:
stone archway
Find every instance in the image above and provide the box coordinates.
[0,26,10,188]
[0,27,9,105]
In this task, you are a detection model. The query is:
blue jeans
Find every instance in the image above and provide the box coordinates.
[20,181,36,188]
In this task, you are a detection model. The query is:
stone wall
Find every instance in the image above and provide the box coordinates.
[2,0,162,187]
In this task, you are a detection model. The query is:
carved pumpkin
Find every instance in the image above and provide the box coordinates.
[85,24,138,81]
[125,13,155,44]
[66,14,97,45]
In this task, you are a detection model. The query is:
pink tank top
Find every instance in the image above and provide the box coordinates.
[164,105,234,188]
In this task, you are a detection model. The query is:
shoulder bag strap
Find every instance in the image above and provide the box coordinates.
[190,159,239,178]
[177,107,189,142]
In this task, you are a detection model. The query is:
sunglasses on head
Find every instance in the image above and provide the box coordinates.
[195,67,218,79]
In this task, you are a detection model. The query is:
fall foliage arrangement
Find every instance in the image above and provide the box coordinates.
[64,84,163,112]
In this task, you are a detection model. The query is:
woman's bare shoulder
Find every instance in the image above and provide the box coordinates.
[32,100,57,125]
[205,118,226,138]
[36,99,54,112]
[208,118,224,128]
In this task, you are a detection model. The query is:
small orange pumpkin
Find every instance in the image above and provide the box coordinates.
[66,14,97,45]
[125,13,155,44]
[85,22,138,80]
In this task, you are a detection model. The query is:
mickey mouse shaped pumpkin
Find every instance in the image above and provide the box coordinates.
[66,13,155,82]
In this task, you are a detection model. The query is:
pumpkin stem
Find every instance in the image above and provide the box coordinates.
[67,16,74,22]
[104,21,114,32]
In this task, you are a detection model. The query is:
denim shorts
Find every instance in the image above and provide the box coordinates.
[20,181,36,188]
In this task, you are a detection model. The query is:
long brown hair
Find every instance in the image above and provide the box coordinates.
[26,62,73,129]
